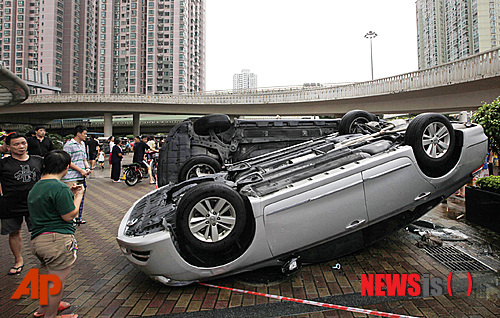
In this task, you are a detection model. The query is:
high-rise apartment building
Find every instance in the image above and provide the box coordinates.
[233,69,257,90]
[417,0,500,69]
[0,0,205,94]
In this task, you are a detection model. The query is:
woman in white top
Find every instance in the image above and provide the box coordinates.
[107,136,115,168]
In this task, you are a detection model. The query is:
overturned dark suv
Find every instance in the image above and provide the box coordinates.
[157,113,375,186]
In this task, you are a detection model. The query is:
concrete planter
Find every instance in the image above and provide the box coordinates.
[465,186,500,233]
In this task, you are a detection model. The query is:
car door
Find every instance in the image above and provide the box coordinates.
[262,172,368,256]
[362,156,436,222]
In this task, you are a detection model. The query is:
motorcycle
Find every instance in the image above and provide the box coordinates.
[122,152,158,186]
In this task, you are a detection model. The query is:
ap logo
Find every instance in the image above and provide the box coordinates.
[11,269,61,305]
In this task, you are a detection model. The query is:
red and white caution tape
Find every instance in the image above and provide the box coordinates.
[199,282,419,318]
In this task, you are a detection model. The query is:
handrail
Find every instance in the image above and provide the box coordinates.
[25,47,500,106]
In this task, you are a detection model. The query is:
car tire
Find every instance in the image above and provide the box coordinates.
[179,156,222,181]
[193,114,232,136]
[125,169,139,186]
[338,110,378,135]
[405,113,455,176]
[175,182,247,252]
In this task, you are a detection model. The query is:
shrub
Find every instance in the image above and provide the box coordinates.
[476,175,500,194]
[472,97,500,153]
[47,133,64,150]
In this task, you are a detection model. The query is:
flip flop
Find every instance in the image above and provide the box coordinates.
[7,264,24,275]
[57,315,78,318]
[33,302,71,317]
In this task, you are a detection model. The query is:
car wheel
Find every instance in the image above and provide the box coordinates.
[193,114,232,136]
[338,110,378,135]
[405,113,455,175]
[176,182,247,252]
[125,169,139,186]
[179,156,222,181]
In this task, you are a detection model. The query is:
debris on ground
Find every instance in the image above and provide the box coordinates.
[412,220,437,229]
[332,263,341,270]
[416,233,443,248]
[478,244,495,256]
[407,221,469,242]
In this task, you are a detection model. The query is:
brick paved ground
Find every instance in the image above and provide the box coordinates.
[1,156,499,317]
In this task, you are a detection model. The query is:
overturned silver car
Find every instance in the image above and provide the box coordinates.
[117,111,487,286]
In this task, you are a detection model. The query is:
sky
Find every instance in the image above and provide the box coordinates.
[205,0,419,91]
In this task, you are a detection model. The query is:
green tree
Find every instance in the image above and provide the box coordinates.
[473,97,500,153]
[47,133,65,150]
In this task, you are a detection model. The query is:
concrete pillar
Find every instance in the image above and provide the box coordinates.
[133,113,140,136]
[104,113,113,137]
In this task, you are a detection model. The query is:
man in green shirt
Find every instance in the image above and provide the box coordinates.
[28,150,83,318]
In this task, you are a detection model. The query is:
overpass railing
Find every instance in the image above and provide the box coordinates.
[26,47,500,105]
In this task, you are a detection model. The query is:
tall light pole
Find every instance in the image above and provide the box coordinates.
[364,31,377,80]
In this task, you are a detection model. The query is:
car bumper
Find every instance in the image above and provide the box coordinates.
[116,196,274,285]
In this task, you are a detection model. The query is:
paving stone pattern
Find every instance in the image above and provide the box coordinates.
[1,163,499,317]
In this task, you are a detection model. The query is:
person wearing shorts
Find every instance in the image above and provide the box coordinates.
[132,136,155,184]
[97,150,105,169]
[85,135,99,170]
[0,133,43,275]
[28,150,83,318]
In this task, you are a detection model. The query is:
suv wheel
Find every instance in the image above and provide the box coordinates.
[193,114,232,136]
[179,156,222,181]
[339,110,378,135]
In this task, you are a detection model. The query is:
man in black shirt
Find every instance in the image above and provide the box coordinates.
[0,133,43,275]
[27,126,54,157]
[86,135,99,170]
[133,136,155,184]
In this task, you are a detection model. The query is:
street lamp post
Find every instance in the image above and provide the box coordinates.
[364,31,377,80]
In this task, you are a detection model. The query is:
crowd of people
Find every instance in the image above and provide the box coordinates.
[0,129,85,318]
[0,126,163,318]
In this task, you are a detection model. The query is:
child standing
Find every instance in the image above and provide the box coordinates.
[97,150,105,170]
